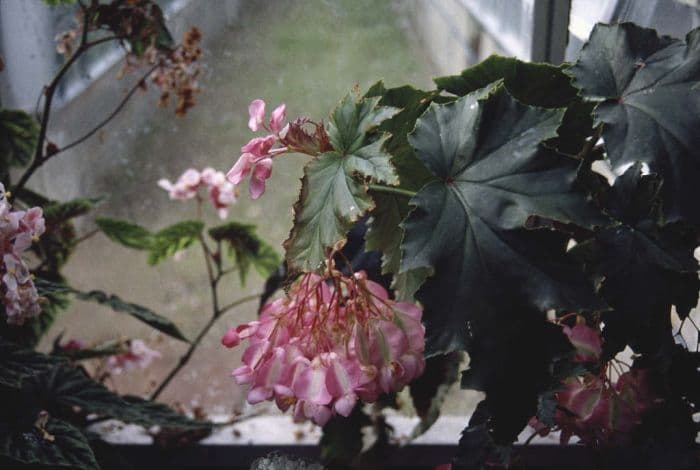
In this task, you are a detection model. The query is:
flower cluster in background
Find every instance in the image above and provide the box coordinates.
[158,167,237,218]
[222,268,425,426]
[530,318,658,446]
[106,339,161,375]
[0,184,45,325]
[227,99,332,199]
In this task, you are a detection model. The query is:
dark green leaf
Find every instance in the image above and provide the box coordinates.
[34,279,188,342]
[401,85,605,354]
[571,163,699,357]
[208,221,280,283]
[285,94,398,270]
[0,109,39,171]
[0,340,66,389]
[435,55,579,108]
[409,352,462,438]
[52,338,127,361]
[37,365,211,431]
[43,198,101,226]
[96,217,153,250]
[0,417,99,470]
[320,406,370,468]
[365,85,441,279]
[568,23,700,225]
[75,289,188,342]
[148,220,203,265]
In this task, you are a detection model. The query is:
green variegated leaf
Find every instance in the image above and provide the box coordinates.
[96,217,153,250]
[285,94,398,271]
[568,23,700,224]
[0,109,39,173]
[401,85,605,355]
[35,279,188,342]
[208,221,280,283]
[0,417,98,470]
[148,220,204,265]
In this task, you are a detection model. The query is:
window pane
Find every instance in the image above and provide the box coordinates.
[567,0,700,60]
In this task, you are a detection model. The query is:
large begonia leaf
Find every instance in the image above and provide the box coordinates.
[401,85,606,355]
[0,417,98,470]
[571,163,699,358]
[568,23,700,224]
[364,84,438,277]
[284,94,398,271]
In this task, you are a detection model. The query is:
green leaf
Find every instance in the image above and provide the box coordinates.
[34,279,188,342]
[96,217,153,250]
[208,222,280,283]
[401,85,605,355]
[148,220,203,265]
[0,417,99,470]
[364,85,442,279]
[52,338,127,361]
[285,94,398,271]
[34,365,211,432]
[568,23,700,225]
[571,163,699,358]
[43,198,100,227]
[75,289,188,342]
[435,55,579,108]
[320,406,370,468]
[0,340,66,389]
[409,352,462,439]
[0,109,39,171]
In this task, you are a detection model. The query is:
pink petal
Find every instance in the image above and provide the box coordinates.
[231,365,253,384]
[563,324,602,362]
[227,153,254,184]
[158,179,175,192]
[241,135,276,159]
[247,385,273,404]
[249,159,273,199]
[221,327,240,348]
[270,103,286,133]
[248,99,265,131]
[293,365,332,405]
[334,394,357,417]
[178,168,201,187]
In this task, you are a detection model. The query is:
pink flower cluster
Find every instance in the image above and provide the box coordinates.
[0,184,45,325]
[555,368,656,446]
[222,270,426,426]
[530,319,658,446]
[106,339,161,375]
[158,167,237,218]
[226,99,288,199]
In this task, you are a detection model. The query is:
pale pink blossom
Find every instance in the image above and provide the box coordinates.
[269,104,286,133]
[158,168,201,200]
[106,339,161,374]
[228,99,293,199]
[248,99,266,131]
[159,167,237,218]
[563,321,602,363]
[222,268,425,426]
[0,184,45,325]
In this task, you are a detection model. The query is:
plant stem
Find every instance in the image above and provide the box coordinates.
[367,184,417,198]
[149,233,261,401]
[149,290,262,401]
[55,64,157,156]
[11,29,123,199]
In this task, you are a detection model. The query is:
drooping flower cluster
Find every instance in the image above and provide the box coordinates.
[555,368,656,446]
[105,339,161,375]
[227,99,332,199]
[158,167,237,218]
[222,268,425,425]
[530,318,658,446]
[0,184,45,325]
